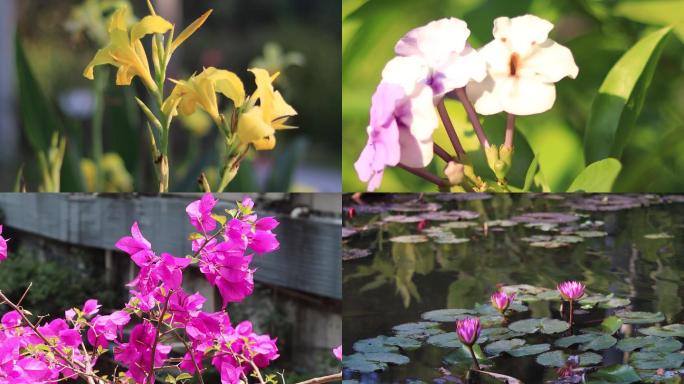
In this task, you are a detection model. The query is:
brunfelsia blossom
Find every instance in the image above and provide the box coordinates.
[491,291,515,314]
[395,18,486,97]
[0,225,6,262]
[456,317,481,346]
[466,15,579,115]
[354,57,439,191]
[557,280,585,301]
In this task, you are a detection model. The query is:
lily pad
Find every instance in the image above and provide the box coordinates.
[507,343,551,357]
[419,210,479,221]
[644,232,674,239]
[510,212,579,224]
[426,332,464,348]
[555,334,595,348]
[536,350,603,367]
[432,236,470,245]
[421,308,476,322]
[600,316,624,334]
[353,336,398,353]
[579,293,630,309]
[485,220,518,227]
[392,322,443,339]
[589,364,640,383]
[574,230,608,238]
[616,310,665,324]
[508,318,570,334]
[580,334,617,351]
[441,221,478,229]
[383,215,424,223]
[484,339,526,356]
[480,327,525,341]
[639,324,684,337]
[630,351,684,369]
[363,352,410,365]
[384,336,423,351]
[616,336,682,353]
[389,235,429,243]
[342,353,388,373]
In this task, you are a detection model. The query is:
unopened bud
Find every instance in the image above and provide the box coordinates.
[443,161,465,186]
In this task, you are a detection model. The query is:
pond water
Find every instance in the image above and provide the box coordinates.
[342,194,684,383]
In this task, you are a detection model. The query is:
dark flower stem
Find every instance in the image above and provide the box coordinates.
[467,345,481,370]
[505,113,515,149]
[569,300,574,332]
[437,99,466,157]
[453,88,490,150]
[397,163,448,188]
[433,143,452,163]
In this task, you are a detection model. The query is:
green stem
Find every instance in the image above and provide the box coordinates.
[467,345,481,370]
[92,67,109,191]
[569,300,574,332]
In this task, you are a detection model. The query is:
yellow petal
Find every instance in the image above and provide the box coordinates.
[271,90,297,129]
[248,68,275,120]
[170,9,213,52]
[108,6,130,32]
[83,47,116,79]
[253,135,276,151]
[208,68,245,107]
[130,15,172,42]
[237,107,275,145]
[116,65,136,85]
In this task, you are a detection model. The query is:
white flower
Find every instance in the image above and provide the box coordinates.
[395,18,487,97]
[380,56,439,168]
[465,15,579,116]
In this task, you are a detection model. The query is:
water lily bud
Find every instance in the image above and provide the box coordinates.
[456,317,481,346]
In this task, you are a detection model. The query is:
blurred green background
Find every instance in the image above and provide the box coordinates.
[1,0,341,192]
[342,0,684,192]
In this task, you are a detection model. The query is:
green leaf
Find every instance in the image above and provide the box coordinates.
[567,158,622,192]
[616,310,665,324]
[616,336,682,353]
[639,324,684,337]
[523,155,539,192]
[363,352,410,365]
[175,373,193,381]
[614,1,684,42]
[590,364,641,383]
[630,351,684,369]
[583,27,672,164]
[508,318,569,334]
[536,350,602,367]
[507,343,550,357]
[484,339,526,356]
[600,316,624,334]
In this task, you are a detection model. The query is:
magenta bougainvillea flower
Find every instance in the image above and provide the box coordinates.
[490,291,514,314]
[0,194,281,384]
[456,317,481,346]
[333,345,342,361]
[557,280,585,301]
[0,225,8,262]
[186,192,219,232]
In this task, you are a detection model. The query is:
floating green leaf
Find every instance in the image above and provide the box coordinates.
[363,352,410,365]
[389,235,429,243]
[507,343,551,357]
[580,334,617,351]
[343,353,388,373]
[630,351,684,370]
[616,310,665,324]
[536,350,602,367]
[589,365,641,383]
[353,337,398,353]
[616,336,682,353]
[421,308,476,322]
[508,318,569,334]
[555,334,595,348]
[639,324,684,337]
[484,339,526,356]
[392,322,443,339]
[600,316,624,334]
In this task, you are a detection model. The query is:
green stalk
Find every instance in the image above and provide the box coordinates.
[92,67,109,191]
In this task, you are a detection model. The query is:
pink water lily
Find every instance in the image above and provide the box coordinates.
[456,317,481,370]
[557,280,585,301]
[491,291,515,314]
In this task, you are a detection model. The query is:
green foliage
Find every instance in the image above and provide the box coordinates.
[342,0,684,192]
[0,250,113,317]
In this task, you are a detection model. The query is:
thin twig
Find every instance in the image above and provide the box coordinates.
[396,163,448,188]
[148,291,174,384]
[436,99,465,156]
[295,372,343,384]
[453,88,489,150]
[16,282,33,307]
[433,143,453,163]
[505,113,515,149]
[172,330,205,384]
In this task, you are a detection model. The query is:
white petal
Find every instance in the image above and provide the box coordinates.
[404,86,438,141]
[395,18,470,67]
[399,132,433,168]
[478,39,512,77]
[465,74,512,116]
[381,56,429,95]
[521,39,579,82]
[438,44,488,92]
[502,77,556,116]
[493,15,554,57]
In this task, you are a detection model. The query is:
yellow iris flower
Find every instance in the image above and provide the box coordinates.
[83,4,212,93]
[162,67,245,125]
[237,68,297,150]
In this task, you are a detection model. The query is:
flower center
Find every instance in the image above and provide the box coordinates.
[509,53,520,77]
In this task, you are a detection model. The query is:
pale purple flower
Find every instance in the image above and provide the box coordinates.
[466,15,578,115]
[456,317,481,346]
[186,192,219,232]
[490,291,514,314]
[395,18,486,96]
[333,345,342,361]
[557,280,585,301]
